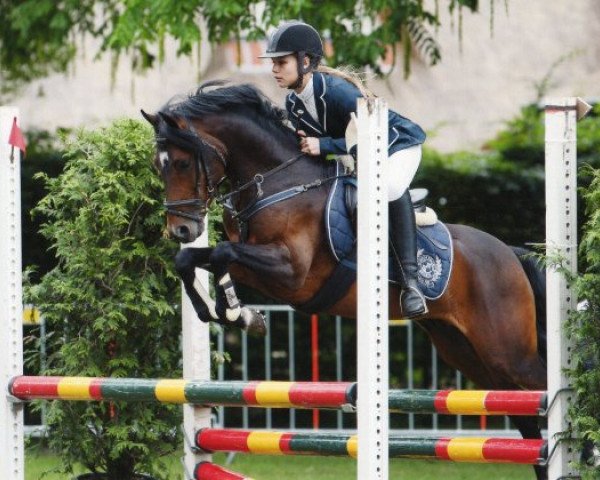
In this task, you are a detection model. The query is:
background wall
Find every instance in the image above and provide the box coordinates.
[10,0,600,152]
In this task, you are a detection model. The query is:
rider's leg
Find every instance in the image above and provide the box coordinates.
[388,145,428,318]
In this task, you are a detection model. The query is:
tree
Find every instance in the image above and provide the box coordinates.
[570,163,600,478]
[1,0,484,95]
[26,119,182,480]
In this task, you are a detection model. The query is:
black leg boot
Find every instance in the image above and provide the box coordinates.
[389,191,428,318]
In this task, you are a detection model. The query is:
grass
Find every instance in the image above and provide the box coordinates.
[25,448,536,480]
[210,455,535,480]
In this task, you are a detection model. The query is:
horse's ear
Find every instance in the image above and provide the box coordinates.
[158,111,183,130]
[141,110,159,129]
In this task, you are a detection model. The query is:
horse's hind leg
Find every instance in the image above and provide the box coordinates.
[415,319,502,388]
[421,320,546,479]
[470,311,547,391]
[512,416,546,480]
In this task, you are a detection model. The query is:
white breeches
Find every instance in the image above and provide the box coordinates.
[387,145,422,201]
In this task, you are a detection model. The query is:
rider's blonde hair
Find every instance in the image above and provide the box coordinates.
[316,65,375,99]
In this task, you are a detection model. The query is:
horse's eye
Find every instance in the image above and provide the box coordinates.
[175,159,192,171]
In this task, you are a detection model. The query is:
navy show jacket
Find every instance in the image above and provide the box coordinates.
[285,71,426,156]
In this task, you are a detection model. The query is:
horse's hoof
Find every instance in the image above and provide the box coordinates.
[240,307,267,337]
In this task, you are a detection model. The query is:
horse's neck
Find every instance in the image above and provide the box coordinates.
[225,135,303,186]
[210,116,320,188]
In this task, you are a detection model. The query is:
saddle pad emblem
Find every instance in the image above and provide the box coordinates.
[417,250,443,289]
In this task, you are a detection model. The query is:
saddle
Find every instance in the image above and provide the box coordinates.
[295,161,453,313]
[344,185,437,231]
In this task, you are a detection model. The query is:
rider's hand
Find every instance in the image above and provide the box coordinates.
[300,136,321,156]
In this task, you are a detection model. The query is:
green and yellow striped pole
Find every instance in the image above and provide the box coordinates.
[195,428,547,465]
[9,376,547,416]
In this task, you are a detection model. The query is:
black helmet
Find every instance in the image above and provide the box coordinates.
[259,21,324,59]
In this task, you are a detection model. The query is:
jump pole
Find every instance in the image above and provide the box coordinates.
[0,107,25,480]
[544,97,591,479]
[195,428,548,465]
[9,377,548,415]
[356,97,389,479]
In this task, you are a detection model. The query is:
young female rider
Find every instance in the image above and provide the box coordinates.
[259,20,428,319]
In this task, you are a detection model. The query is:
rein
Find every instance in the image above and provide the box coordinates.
[234,171,348,223]
[215,152,305,208]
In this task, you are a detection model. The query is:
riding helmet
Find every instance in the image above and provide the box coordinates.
[259,21,324,59]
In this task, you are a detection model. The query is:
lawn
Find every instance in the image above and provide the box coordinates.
[25,448,536,480]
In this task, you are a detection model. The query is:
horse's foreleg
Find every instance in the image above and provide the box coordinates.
[208,241,301,333]
[210,265,267,336]
[209,241,300,287]
[175,248,246,328]
[175,247,219,322]
[175,247,266,335]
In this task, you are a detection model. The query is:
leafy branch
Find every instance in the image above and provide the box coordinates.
[0,0,493,95]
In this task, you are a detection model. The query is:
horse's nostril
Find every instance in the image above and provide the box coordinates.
[175,225,191,241]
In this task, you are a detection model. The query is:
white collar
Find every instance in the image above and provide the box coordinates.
[296,76,314,103]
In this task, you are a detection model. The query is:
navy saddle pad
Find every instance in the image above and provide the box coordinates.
[325,168,453,300]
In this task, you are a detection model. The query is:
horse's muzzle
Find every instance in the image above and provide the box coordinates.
[169,219,204,243]
[164,198,207,243]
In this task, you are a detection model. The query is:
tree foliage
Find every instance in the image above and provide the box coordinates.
[21,129,66,282]
[25,119,181,480]
[1,0,484,95]
[569,164,600,477]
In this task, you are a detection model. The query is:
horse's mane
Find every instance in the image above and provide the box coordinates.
[161,80,297,143]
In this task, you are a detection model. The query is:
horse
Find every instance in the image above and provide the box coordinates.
[142,80,548,479]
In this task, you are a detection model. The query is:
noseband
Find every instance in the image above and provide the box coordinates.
[163,198,207,223]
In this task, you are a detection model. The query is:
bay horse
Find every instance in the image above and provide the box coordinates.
[142,80,548,479]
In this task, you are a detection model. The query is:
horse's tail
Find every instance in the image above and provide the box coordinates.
[512,246,547,364]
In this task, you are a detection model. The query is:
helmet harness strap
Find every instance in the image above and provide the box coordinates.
[289,50,321,90]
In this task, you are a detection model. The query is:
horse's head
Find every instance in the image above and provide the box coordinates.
[143,81,305,242]
[142,109,227,243]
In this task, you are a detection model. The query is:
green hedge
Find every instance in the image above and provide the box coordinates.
[25,119,181,480]
[569,164,600,477]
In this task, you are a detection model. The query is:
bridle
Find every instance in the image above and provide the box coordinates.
[157,121,349,231]
[157,121,310,225]
[157,122,227,224]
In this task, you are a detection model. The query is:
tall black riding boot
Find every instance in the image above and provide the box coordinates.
[389,191,428,318]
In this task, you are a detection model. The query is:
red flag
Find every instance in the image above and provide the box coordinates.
[8,117,26,154]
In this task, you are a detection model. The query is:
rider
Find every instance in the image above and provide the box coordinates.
[259,20,428,319]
